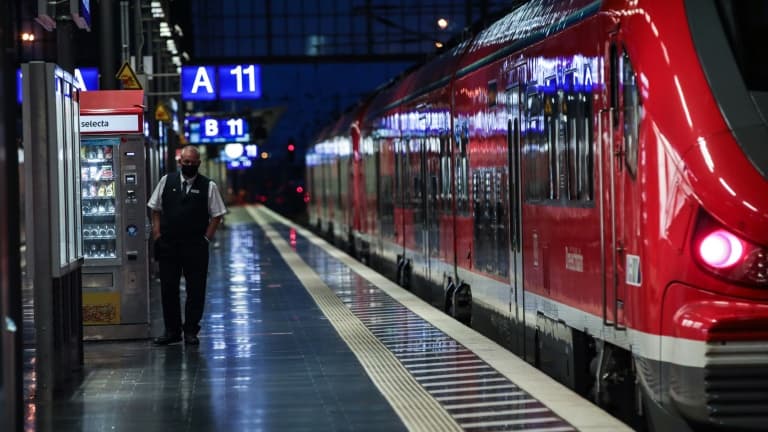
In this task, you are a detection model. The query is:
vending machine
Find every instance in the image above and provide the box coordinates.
[79,90,150,340]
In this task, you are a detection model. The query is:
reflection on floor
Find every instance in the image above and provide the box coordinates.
[26,212,406,432]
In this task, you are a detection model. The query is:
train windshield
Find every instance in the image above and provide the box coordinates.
[715,0,768,91]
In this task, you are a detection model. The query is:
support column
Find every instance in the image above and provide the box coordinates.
[100,0,117,89]
[1,1,23,431]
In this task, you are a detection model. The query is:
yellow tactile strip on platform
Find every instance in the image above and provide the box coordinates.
[248,206,463,432]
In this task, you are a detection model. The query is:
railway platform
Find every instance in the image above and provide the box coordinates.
[24,205,630,432]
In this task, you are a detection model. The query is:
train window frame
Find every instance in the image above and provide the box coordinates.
[622,52,641,179]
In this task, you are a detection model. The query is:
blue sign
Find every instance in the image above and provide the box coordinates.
[17,67,99,104]
[227,157,253,169]
[181,65,261,101]
[181,66,217,101]
[185,116,250,144]
[218,65,261,100]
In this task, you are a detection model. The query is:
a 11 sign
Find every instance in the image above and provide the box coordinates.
[181,64,262,101]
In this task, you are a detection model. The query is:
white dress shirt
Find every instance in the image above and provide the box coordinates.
[147,173,227,217]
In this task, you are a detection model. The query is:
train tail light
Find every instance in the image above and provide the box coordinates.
[693,212,768,286]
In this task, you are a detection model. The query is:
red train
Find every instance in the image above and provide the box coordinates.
[306,1,768,430]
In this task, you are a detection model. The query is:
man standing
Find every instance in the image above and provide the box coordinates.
[147,145,227,346]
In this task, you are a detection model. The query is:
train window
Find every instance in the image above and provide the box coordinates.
[564,73,594,202]
[440,137,451,212]
[488,80,498,107]
[524,84,550,201]
[623,53,640,178]
[457,157,469,213]
[455,124,470,214]
[610,43,619,127]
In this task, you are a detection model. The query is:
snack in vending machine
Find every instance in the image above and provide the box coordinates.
[106,182,114,196]
[97,184,106,197]
[101,165,113,179]
[104,146,112,160]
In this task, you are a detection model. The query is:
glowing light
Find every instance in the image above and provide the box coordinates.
[437,18,449,29]
[260,151,269,159]
[21,32,35,42]
[699,229,744,269]
[224,143,244,159]
[287,143,295,152]
[296,186,304,193]
[435,41,444,49]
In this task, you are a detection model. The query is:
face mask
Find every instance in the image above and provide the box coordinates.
[181,164,198,178]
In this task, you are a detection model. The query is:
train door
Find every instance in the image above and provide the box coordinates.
[601,37,641,329]
[506,69,527,356]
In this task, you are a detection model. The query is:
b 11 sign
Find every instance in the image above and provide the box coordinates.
[185,116,250,144]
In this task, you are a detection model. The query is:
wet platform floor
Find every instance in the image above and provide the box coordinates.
[25,205,629,432]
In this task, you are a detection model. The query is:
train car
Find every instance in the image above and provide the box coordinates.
[306,108,362,247]
[306,1,768,430]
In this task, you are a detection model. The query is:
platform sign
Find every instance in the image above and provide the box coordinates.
[218,64,261,99]
[18,67,98,103]
[185,115,250,144]
[181,64,261,101]
[181,66,217,101]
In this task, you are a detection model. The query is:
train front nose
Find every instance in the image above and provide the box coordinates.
[664,286,768,430]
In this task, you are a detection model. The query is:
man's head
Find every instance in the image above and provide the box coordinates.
[179,145,201,178]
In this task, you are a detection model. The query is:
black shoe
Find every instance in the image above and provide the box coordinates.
[184,334,199,345]
[153,333,182,345]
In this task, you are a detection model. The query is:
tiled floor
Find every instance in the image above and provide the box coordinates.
[26,211,406,432]
[22,206,630,432]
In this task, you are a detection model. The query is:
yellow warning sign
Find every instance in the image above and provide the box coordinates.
[155,104,171,122]
[116,62,142,90]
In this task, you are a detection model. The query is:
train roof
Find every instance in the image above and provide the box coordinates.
[457,0,601,77]
[360,0,603,123]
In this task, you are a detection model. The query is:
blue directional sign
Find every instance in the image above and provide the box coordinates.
[185,116,250,144]
[181,66,217,101]
[17,67,99,103]
[218,65,261,100]
[181,65,261,101]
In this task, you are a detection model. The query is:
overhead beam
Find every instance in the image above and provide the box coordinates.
[191,53,429,65]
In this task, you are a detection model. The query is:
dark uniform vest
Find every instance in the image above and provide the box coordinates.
[160,172,210,243]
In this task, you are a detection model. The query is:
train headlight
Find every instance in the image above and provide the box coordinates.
[693,211,768,286]
[699,230,744,269]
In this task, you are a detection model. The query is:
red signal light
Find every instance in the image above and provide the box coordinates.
[698,229,744,269]
[287,144,295,152]
[296,186,304,193]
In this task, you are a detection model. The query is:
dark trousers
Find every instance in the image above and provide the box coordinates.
[156,238,209,336]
